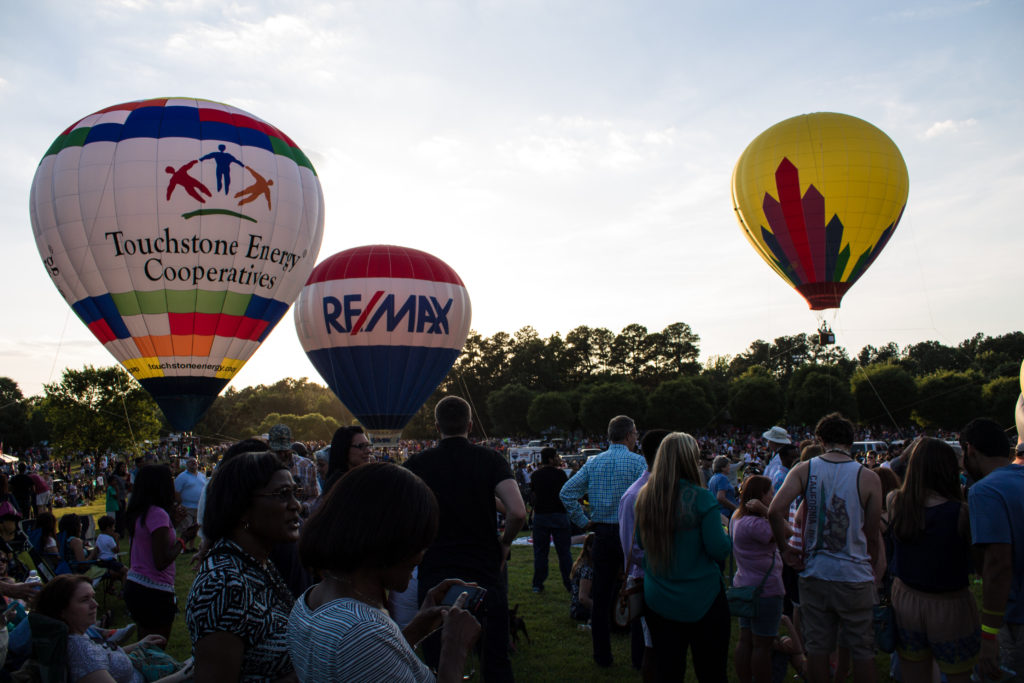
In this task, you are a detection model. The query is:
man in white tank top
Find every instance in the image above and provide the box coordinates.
[769,412,883,683]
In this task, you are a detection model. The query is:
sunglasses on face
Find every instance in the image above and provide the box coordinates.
[253,485,302,503]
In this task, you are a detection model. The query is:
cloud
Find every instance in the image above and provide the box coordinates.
[922,118,977,138]
[497,117,681,175]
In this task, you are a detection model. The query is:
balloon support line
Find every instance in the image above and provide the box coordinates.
[47,308,74,387]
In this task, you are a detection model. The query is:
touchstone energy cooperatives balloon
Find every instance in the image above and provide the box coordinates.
[732,112,909,310]
[29,98,325,430]
[294,245,472,443]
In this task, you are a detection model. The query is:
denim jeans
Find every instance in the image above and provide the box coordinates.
[531,512,573,591]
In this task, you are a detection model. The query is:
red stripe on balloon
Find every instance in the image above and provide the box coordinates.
[775,159,818,282]
[306,245,465,287]
[350,290,384,335]
[88,319,117,344]
[198,108,297,148]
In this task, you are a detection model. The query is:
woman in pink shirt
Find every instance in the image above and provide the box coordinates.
[124,465,197,644]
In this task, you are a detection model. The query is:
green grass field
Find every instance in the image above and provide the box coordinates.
[50,501,906,681]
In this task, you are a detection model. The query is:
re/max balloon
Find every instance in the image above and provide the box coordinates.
[732,112,909,310]
[294,245,472,441]
[29,98,325,430]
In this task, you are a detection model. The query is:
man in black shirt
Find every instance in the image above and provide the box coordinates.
[405,396,526,683]
[10,463,35,518]
[530,447,573,593]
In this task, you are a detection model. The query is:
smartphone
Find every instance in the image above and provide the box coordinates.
[440,584,487,612]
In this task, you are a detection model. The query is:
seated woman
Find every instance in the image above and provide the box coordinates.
[288,463,480,682]
[34,574,192,683]
[59,513,98,572]
[186,451,301,682]
[94,515,128,582]
[35,511,60,561]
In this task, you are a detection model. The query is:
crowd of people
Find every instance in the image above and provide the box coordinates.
[0,399,1019,683]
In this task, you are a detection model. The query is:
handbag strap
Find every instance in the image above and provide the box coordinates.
[754,552,776,592]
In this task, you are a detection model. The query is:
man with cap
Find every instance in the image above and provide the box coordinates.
[962,417,1021,681]
[761,426,792,483]
[268,424,320,513]
[267,424,319,598]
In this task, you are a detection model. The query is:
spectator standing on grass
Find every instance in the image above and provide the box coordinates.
[888,437,978,683]
[10,463,34,518]
[530,447,573,594]
[619,428,670,676]
[768,412,883,683]
[635,432,733,681]
[405,396,525,683]
[560,414,647,669]
[174,457,206,552]
[124,464,198,644]
[962,417,1022,681]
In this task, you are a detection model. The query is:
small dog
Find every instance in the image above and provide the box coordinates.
[508,603,530,651]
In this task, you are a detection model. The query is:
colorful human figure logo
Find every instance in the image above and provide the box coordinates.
[165,160,212,203]
[199,144,244,194]
[235,168,274,210]
[166,145,272,213]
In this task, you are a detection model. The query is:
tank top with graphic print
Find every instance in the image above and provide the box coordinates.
[801,456,873,583]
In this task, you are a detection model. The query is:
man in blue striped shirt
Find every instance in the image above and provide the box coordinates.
[560,415,647,668]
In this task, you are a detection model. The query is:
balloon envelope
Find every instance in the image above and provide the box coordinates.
[294,245,471,435]
[29,98,325,430]
[732,112,909,310]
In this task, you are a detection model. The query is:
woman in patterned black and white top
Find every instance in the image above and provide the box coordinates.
[288,463,480,682]
[186,451,301,682]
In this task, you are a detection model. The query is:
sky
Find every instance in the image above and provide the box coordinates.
[1,0,1022,400]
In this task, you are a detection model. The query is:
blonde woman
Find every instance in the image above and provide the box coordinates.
[635,432,733,681]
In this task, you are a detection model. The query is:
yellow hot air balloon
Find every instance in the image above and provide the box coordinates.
[732,112,909,310]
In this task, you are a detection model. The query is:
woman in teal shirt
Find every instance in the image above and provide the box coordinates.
[635,432,732,682]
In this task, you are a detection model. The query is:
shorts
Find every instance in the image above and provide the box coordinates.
[892,578,979,675]
[123,580,177,630]
[739,594,784,637]
[798,576,876,660]
[175,508,198,537]
[35,491,51,507]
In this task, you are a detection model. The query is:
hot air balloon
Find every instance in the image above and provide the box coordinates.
[294,245,472,444]
[29,98,325,431]
[732,112,909,310]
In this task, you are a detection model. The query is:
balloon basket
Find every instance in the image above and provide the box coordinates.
[368,430,403,448]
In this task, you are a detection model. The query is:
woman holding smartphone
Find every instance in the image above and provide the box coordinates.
[288,463,480,682]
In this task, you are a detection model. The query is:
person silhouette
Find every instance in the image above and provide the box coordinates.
[199,144,243,194]
[165,160,212,203]
[234,167,274,210]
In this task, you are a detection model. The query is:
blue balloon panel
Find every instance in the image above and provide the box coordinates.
[305,345,461,431]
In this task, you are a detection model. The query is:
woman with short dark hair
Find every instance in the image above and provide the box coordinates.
[288,463,480,682]
[186,451,299,682]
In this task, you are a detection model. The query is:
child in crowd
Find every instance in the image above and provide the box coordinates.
[94,515,128,582]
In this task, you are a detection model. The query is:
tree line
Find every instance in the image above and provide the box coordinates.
[0,324,1020,454]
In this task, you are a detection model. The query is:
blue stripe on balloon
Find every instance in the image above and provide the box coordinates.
[84,123,125,144]
[70,294,130,339]
[79,107,273,151]
[306,345,461,431]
